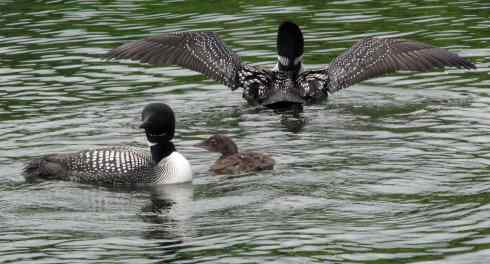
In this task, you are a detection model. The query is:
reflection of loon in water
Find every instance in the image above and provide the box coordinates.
[107,21,475,110]
[141,184,193,219]
[139,184,194,257]
[280,111,306,133]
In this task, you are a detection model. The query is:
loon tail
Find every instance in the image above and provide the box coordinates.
[23,156,68,182]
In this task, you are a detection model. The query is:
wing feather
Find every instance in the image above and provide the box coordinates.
[325,37,476,92]
[107,32,242,89]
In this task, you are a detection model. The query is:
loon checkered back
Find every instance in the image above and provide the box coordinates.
[25,147,152,185]
[23,103,192,186]
[106,21,476,109]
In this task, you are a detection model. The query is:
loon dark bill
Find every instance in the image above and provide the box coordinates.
[107,21,475,110]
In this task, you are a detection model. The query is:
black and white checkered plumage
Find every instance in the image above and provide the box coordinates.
[23,147,191,186]
[107,21,476,109]
[23,103,192,187]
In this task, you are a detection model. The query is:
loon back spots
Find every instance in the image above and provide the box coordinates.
[107,21,475,110]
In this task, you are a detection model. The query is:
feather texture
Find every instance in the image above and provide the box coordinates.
[107,32,242,89]
[23,147,192,186]
[325,37,475,93]
[212,152,275,175]
[107,24,476,108]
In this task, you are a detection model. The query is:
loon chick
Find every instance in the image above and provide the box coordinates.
[23,103,192,186]
[106,21,476,110]
[195,134,275,175]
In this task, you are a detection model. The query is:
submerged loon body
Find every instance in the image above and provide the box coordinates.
[107,21,475,109]
[195,134,275,175]
[23,103,192,186]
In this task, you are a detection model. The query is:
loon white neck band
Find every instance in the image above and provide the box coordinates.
[147,140,158,147]
[277,54,304,66]
[147,131,167,137]
[294,54,304,65]
[146,131,168,147]
[278,55,289,66]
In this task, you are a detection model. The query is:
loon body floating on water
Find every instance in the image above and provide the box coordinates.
[23,103,192,186]
[195,134,275,175]
[107,21,475,110]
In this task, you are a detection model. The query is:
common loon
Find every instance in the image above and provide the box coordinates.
[23,103,192,186]
[107,21,476,110]
[195,134,274,175]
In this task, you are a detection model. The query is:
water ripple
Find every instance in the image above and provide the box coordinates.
[0,0,489,263]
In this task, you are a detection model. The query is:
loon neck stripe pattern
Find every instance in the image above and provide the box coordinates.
[147,140,158,147]
[277,54,304,66]
[150,141,176,163]
[294,54,304,65]
[278,55,289,66]
[147,131,167,137]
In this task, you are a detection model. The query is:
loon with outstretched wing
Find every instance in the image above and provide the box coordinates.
[107,21,476,109]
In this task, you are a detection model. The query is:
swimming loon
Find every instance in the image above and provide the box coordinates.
[195,134,275,175]
[23,103,192,186]
[107,21,476,109]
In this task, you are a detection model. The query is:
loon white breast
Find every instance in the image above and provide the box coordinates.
[23,103,192,186]
[106,20,476,110]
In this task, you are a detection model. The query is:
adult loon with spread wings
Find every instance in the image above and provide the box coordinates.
[107,21,475,109]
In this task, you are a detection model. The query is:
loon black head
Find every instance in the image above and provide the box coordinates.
[139,103,177,162]
[194,134,239,158]
[276,21,304,73]
[140,103,175,143]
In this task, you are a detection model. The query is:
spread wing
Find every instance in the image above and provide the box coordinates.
[301,37,476,95]
[106,32,243,90]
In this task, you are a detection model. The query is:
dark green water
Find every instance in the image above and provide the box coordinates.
[1,0,489,263]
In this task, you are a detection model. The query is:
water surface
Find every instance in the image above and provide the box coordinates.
[1,0,489,263]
